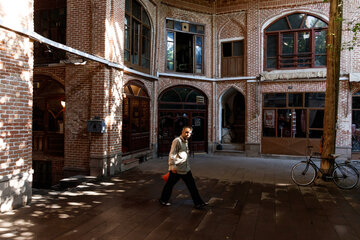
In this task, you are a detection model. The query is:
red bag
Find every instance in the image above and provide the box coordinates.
[162,172,170,182]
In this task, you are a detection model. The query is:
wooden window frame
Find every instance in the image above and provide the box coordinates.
[124,0,151,74]
[262,92,325,139]
[264,13,328,71]
[221,40,245,77]
[165,19,205,75]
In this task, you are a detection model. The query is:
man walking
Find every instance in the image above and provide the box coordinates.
[159,126,207,209]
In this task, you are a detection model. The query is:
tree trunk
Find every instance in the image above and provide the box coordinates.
[321,0,343,175]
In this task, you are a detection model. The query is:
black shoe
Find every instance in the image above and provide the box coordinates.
[202,202,209,206]
[194,203,205,209]
[194,202,209,209]
[159,199,171,206]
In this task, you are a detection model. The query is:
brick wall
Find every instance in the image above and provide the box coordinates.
[0,0,33,212]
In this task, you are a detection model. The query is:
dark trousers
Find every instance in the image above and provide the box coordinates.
[160,171,204,206]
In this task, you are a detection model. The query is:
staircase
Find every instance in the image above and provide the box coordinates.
[215,143,245,155]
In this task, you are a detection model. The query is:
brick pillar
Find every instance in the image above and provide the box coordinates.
[246,82,261,156]
[64,0,123,177]
[0,0,33,212]
[246,0,260,76]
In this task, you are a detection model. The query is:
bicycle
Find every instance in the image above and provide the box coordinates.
[291,146,359,189]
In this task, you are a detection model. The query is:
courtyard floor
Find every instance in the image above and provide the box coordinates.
[1,154,360,240]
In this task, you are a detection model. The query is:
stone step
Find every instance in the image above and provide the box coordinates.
[217,143,245,151]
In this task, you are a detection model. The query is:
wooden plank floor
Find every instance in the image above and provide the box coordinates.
[1,155,360,240]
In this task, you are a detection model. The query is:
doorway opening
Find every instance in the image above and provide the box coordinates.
[219,88,245,151]
[158,86,207,155]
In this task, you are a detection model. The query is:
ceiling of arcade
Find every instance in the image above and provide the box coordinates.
[160,0,324,14]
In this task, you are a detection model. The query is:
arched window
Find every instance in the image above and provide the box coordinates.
[265,13,328,70]
[122,81,150,153]
[158,86,208,155]
[124,0,151,73]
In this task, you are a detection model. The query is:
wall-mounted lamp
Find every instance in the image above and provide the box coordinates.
[61,100,66,108]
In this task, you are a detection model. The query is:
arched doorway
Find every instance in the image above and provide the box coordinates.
[122,81,150,154]
[219,88,245,150]
[33,75,65,188]
[158,86,208,155]
[352,91,360,153]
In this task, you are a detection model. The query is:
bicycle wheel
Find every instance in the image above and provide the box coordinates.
[332,164,359,189]
[291,161,317,186]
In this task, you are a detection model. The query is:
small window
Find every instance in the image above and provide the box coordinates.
[166,19,205,74]
[221,40,244,77]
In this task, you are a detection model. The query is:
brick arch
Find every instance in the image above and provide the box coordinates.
[33,71,65,86]
[218,85,246,102]
[158,81,211,103]
[124,78,153,99]
[219,18,245,40]
[158,85,208,104]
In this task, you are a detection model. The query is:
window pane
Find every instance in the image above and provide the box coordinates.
[125,15,130,49]
[174,21,181,30]
[315,30,326,54]
[196,45,202,64]
[288,13,305,29]
[130,84,141,96]
[352,111,360,151]
[309,110,324,128]
[305,93,325,107]
[223,42,232,57]
[277,109,292,138]
[175,87,192,102]
[125,50,130,62]
[314,19,327,28]
[132,0,141,19]
[282,33,294,55]
[195,36,203,72]
[141,58,150,68]
[160,89,180,102]
[167,62,174,70]
[266,17,289,32]
[142,8,150,26]
[267,35,277,57]
[233,41,243,56]
[190,24,196,33]
[166,19,174,29]
[293,109,307,138]
[142,26,150,38]
[196,36,203,46]
[195,65,202,74]
[309,130,323,138]
[288,93,303,107]
[167,31,174,42]
[353,96,360,109]
[267,58,277,69]
[167,42,174,61]
[298,32,310,53]
[263,93,286,107]
[263,110,276,137]
[303,15,320,29]
[315,56,326,67]
[125,0,130,13]
[197,25,204,34]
